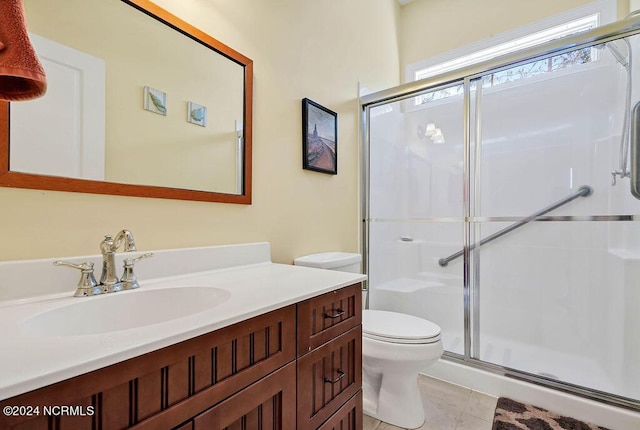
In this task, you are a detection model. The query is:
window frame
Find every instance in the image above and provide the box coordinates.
[405,0,616,90]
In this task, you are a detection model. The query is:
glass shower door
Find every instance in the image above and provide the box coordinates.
[367,82,467,356]
[471,37,640,400]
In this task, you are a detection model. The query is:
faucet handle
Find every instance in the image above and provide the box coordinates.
[130,252,154,264]
[54,261,101,297]
[120,253,154,290]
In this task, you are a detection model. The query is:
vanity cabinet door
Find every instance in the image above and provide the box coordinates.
[297,326,362,430]
[297,283,362,357]
[193,362,296,429]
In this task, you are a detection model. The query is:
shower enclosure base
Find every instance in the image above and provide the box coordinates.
[440,334,635,399]
[423,359,640,430]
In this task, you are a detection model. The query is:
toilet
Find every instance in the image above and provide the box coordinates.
[294,252,444,429]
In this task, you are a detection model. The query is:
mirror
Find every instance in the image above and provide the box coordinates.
[0,0,253,203]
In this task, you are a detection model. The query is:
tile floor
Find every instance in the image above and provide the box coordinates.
[363,375,498,430]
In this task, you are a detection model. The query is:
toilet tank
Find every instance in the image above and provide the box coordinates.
[294,252,362,273]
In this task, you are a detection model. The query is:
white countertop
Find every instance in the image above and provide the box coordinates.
[0,243,366,400]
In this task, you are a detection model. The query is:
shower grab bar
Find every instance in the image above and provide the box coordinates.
[438,185,593,267]
[631,101,640,200]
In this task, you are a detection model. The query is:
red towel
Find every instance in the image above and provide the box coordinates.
[0,0,46,101]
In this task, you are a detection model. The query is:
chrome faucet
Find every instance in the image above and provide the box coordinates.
[99,229,137,293]
[55,229,153,297]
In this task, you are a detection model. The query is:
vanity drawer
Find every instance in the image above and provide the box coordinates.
[193,361,296,429]
[316,391,362,430]
[296,326,362,430]
[297,283,361,356]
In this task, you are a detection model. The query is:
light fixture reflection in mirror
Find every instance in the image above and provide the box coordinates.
[0,0,253,204]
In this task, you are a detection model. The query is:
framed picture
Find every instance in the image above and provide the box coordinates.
[302,98,337,175]
[187,101,207,127]
[143,86,167,116]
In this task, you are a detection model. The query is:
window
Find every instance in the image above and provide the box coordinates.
[417,46,593,104]
[408,7,608,106]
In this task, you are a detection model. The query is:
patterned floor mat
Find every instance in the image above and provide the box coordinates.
[492,397,610,430]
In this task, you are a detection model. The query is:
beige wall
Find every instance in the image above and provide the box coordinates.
[0,0,400,263]
[398,0,628,80]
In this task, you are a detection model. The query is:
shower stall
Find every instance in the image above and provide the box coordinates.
[361,16,640,411]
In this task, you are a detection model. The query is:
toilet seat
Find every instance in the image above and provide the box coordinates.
[363,310,441,344]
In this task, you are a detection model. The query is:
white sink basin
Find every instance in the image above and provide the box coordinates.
[20,286,231,336]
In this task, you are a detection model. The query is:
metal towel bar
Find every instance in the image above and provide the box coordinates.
[438,185,593,267]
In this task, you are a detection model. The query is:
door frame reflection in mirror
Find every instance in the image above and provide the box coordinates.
[0,0,253,204]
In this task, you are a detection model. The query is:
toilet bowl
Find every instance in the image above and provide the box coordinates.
[294,252,444,429]
[362,309,443,429]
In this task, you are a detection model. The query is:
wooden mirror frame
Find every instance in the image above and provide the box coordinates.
[0,0,253,204]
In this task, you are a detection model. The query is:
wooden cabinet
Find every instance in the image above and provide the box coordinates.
[297,284,363,430]
[0,283,362,430]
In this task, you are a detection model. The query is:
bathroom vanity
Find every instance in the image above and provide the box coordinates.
[0,243,365,429]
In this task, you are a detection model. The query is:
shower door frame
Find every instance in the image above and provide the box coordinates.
[360,16,640,411]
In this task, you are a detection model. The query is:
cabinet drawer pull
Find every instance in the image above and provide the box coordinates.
[324,370,345,384]
[324,308,345,319]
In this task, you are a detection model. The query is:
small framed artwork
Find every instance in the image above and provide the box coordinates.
[143,86,167,116]
[302,98,337,175]
[187,101,207,127]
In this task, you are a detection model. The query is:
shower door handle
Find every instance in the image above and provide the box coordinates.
[631,101,640,199]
